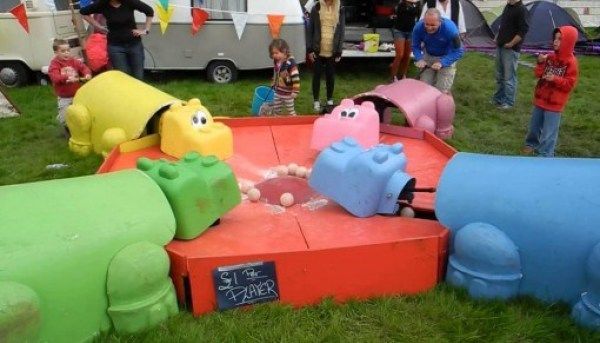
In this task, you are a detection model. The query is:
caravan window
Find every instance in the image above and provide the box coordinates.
[191,0,247,20]
[51,0,73,11]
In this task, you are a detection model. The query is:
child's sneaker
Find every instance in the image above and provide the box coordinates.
[313,101,321,113]
[497,103,513,110]
[326,99,334,106]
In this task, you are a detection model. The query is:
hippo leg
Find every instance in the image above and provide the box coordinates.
[100,127,128,157]
[572,241,600,330]
[0,281,41,343]
[66,104,93,156]
[106,241,179,335]
[446,222,522,300]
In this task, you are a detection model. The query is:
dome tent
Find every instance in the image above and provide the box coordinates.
[459,0,496,49]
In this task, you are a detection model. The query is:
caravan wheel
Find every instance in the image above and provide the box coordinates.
[207,60,238,84]
[0,62,30,88]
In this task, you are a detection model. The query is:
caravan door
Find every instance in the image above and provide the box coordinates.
[137,0,305,83]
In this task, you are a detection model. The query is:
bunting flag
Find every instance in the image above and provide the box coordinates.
[230,12,248,40]
[266,14,284,38]
[191,8,208,35]
[10,4,29,33]
[158,0,169,10]
[156,4,174,34]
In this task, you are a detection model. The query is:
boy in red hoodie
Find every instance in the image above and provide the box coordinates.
[48,39,92,137]
[523,26,579,157]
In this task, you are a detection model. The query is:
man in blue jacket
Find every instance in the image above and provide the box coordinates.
[412,8,464,93]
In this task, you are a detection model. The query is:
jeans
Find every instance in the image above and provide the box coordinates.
[493,47,520,107]
[525,106,562,157]
[108,40,145,80]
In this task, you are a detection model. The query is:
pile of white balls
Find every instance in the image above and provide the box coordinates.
[238,181,261,202]
[238,163,312,208]
[273,163,312,179]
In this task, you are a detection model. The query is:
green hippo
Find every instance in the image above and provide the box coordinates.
[0,152,241,342]
[66,70,233,159]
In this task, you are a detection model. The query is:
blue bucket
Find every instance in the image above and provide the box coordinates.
[251,86,274,115]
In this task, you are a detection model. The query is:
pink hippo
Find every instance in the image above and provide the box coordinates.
[353,79,456,139]
[310,99,380,151]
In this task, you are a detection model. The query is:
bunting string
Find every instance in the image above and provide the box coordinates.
[166,3,303,17]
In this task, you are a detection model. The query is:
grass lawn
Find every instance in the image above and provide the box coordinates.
[1,52,599,342]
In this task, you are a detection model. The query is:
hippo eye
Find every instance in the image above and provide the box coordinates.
[340,110,348,117]
[191,111,208,128]
[348,110,358,118]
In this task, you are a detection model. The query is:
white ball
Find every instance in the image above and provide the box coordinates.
[247,188,261,202]
[295,166,308,178]
[275,165,289,176]
[280,192,295,207]
[287,163,298,174]
[400,206,415,218]
[239,181,254,194]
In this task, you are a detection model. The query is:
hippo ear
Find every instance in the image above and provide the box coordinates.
[362,101,375,109]
[340,99,354,107]
[188,98,201,106]
[169,101,183,109]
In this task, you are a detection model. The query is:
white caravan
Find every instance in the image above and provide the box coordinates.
[0,0,83,87]
[137,0,306,83]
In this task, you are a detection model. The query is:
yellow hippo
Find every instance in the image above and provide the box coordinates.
[66,71,232,159]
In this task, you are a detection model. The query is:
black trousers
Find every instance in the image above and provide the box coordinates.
[312,56,336,101]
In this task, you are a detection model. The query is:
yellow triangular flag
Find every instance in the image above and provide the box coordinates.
[156,4,174,34]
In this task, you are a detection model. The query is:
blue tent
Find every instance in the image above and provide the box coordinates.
[491,1,588,49]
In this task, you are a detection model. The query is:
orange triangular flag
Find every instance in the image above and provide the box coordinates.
[10,3,29,33]
[191,8,209,35]
[267,14,284,38]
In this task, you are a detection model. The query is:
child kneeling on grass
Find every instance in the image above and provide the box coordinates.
[48,39,92,138]
[270,39,300,115]
[523,26,578,157]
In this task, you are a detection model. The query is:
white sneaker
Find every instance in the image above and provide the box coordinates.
[326,99,334,106]
[313,101,321,113]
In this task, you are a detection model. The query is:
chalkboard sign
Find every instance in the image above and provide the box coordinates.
[213,261,279,310]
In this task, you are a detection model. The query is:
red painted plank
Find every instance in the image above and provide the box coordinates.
[167,203,308,258]
[270,124,318,167]
[227,126,280,182]
[181,237,442,315]
[216,116,318,127]
[296,202,448,250]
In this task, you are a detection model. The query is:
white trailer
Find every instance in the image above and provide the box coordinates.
[0,0,83,87]
[137,0,306,83]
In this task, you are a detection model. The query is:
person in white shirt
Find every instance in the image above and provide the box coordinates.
[420,0,466,35]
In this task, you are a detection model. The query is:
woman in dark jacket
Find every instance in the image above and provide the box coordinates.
[80,0,153,80]
[390,0,421,81]
[306,0,345,113]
